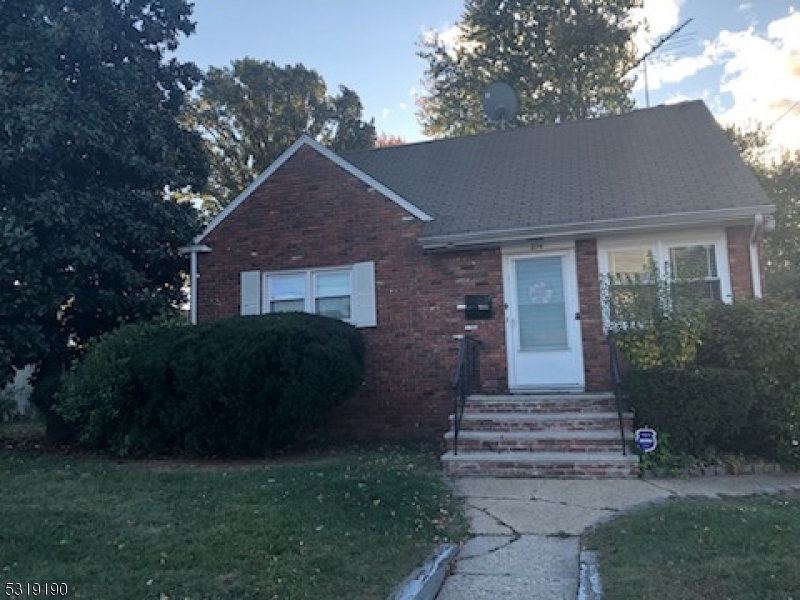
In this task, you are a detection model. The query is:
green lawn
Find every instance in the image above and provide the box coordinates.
[583,493,800,600]
[0,443,468,599]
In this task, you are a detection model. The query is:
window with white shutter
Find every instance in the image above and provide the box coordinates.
[243,261,377,327]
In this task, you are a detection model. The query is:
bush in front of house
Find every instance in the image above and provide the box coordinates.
[623,367,754,456]
[56,313,365,457]
[166,313,366,455]
[55,318,185,454]
[697,300,800,466]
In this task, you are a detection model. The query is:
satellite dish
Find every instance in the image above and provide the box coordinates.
[482,81,518,130]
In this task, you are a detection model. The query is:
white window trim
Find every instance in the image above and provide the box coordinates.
[240,262,376,328]
[597,230,733,329]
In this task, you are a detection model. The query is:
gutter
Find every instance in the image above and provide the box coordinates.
[749,213,776,298]
[419,205,776,251]
[178,244,212,324]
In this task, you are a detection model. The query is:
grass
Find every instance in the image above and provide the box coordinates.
[583,493,800,599]
[0,440,468,599]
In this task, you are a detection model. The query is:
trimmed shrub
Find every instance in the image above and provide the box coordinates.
[55,319,184,453]
[623,367,754,455]
[56,313,365,457]
[697,300,800,465]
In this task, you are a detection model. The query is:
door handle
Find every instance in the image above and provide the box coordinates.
[575,312,580,320]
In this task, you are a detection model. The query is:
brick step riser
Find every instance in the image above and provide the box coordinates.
[443,461,639,479]
[456,420,632,432]
[463,402,618,414]
[446,439,627,453]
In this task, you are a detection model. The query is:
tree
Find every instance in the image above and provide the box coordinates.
[417,0,639,138]
[375,132,407,148]
[0,0,208,389]
[727,124,800,299]
[762,153,800,298]
[190,59,376,215]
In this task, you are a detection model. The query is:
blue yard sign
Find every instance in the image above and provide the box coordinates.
[634,428,658,453]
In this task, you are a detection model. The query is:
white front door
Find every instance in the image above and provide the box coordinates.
[504,249,585,391]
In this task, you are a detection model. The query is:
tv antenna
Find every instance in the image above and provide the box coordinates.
[633,17,694,107]
[482,81,518,130]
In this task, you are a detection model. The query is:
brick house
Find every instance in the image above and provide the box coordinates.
[186,100,774,477]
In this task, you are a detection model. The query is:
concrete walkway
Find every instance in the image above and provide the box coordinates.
[436,474,800,599]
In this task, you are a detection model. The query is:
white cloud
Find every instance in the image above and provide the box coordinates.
[381,108,391,119]
[708,11,800,153]
[399,102,408,111]
[628,0,716,92]
[630,7,800,153]
[629,0,685,57]
[437,24,463,51]
[632,51,715,92]
[420,23,477,59]
[664,92,693,105]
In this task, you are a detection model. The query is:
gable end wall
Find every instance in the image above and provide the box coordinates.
[196,146,507,441]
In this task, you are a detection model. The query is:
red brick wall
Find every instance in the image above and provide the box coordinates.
[196,146,761,441]
[576,239,612,391]
[726,225,758,299]
[197,145,507,441]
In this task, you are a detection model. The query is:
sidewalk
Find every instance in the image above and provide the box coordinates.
[436,474,800,599]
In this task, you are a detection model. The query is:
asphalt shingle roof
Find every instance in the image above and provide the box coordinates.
[343,101,772,242]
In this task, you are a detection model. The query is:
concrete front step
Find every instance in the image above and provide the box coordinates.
[441,451,640,478]
[453,411,634,432]
[442,392,639,478]
[445,429,633,453]
[466,393,619,413]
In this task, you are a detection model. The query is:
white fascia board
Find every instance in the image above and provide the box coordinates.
[419,205,777,250]
[195,136,432,244]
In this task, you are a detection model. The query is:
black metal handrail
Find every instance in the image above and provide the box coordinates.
[452,335,483,455]
[607,331,628,456]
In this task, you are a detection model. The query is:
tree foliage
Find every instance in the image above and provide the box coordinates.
[375,133,407,148]
[727,123,800,299]
[190,59,376,214]
[0,0,208,386]
[417,0,639,138]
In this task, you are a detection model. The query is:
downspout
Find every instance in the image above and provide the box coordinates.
[749,214,774,299]
[179,245,211,324]
[749,215,764,298]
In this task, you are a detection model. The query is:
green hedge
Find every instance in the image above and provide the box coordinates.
[56,313,365,457]
[697,300,800,465]
[623,367,754,455]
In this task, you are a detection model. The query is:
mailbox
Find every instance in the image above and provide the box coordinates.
[464,294,492,320]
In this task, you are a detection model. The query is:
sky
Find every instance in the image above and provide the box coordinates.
[174,1,800,155]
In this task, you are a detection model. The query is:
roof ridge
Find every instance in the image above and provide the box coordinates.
[345,100,707,157]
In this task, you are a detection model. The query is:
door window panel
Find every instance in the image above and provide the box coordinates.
[515,257,567,352]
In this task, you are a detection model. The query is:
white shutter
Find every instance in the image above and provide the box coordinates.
[351,261,377,328]
[240,271,261,315]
